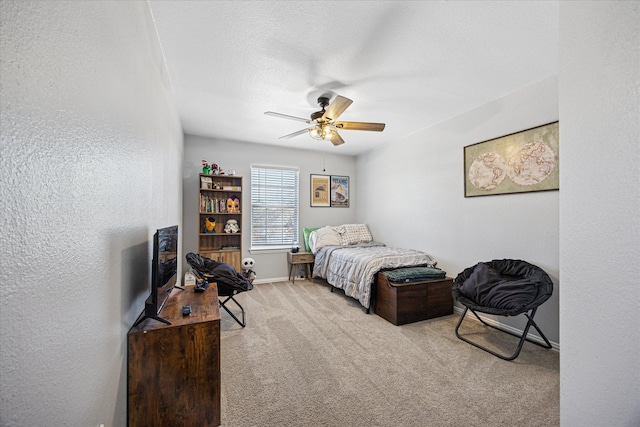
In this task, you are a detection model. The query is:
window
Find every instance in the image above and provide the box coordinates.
[250,165,299,250]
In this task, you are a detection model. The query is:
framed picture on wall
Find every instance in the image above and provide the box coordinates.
[310,174,330,207]
[464,121,559,197]
[330,175,349,207]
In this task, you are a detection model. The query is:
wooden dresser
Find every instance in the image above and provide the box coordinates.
[374,272,453,325]
[128,285,221,426]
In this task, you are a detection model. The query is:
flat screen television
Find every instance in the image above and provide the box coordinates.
[133,225,180,326]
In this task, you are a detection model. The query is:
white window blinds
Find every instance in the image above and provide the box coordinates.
[250,165,299,249]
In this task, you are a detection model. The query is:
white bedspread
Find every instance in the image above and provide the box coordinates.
[312,242,436,309]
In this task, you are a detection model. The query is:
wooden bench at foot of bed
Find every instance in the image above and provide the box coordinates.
[373,272,454,325]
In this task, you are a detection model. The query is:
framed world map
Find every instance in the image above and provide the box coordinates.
[464,121,559,197]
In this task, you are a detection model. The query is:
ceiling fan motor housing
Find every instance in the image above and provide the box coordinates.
[317,96,330,108]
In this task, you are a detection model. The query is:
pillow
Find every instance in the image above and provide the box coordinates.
[342,223,373,245]
[309,226,341,253]
[303,227,319,252]
[332,225,348,245]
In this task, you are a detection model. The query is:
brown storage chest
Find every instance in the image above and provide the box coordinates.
[374,272,453,325]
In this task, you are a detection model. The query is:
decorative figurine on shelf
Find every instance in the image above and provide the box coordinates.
[224,219,240,233]
[225,197,240,213]
[213,182,222,190]
[241,257,256,283]
[203,160,222,175]
[203,217,216,233]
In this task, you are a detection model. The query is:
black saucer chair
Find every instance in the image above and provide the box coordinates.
[452,259,553,361]
[186,253,253,327]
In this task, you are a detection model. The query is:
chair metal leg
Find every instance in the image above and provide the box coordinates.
[455,306,552,361]
[219,294,246,328]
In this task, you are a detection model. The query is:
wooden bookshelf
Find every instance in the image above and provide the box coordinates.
[198,174,242,271]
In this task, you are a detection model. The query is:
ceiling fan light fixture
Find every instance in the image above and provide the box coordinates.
[308,123,336,141]
[324,125,337,140]
[309,127,322,140]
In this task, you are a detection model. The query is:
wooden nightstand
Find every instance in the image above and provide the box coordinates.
[287,251,314,283]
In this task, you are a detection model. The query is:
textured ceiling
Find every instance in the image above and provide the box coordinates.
[148,1,558,155]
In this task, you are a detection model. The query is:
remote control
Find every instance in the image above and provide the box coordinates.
[182,305,191,316]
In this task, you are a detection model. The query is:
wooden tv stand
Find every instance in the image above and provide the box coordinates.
[127,284,221,426]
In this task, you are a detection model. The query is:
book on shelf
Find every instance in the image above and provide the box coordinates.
[200,194,229,213]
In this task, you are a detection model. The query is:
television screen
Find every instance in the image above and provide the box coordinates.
[133,225,179,327]
[155,225,178,309]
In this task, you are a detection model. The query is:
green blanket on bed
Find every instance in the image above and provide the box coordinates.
[382,266,446,283]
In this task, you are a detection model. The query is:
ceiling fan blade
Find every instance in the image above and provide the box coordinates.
[278,128,311,140]
[329,131,345,146]
[334,121,386,132]
[265,111,311,123]
[322,95,353,121]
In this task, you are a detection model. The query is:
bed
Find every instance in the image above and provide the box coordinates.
[308,224,437,309]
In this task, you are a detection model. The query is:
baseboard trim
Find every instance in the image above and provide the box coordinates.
[453,306,559,352]
[252,276,290,285]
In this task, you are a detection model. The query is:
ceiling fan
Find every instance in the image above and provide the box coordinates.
[264,95,385,146]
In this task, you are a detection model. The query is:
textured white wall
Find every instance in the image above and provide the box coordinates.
[0,2,182,426]
[559,2,640,425]
[183,136,358,280]
[357,77,560,343]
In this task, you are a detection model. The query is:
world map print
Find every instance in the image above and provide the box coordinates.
[468,152,507,191]
[464,122,559,197]
[506,141,557,186]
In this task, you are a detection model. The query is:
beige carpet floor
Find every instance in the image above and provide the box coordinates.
[219,280,559,426]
